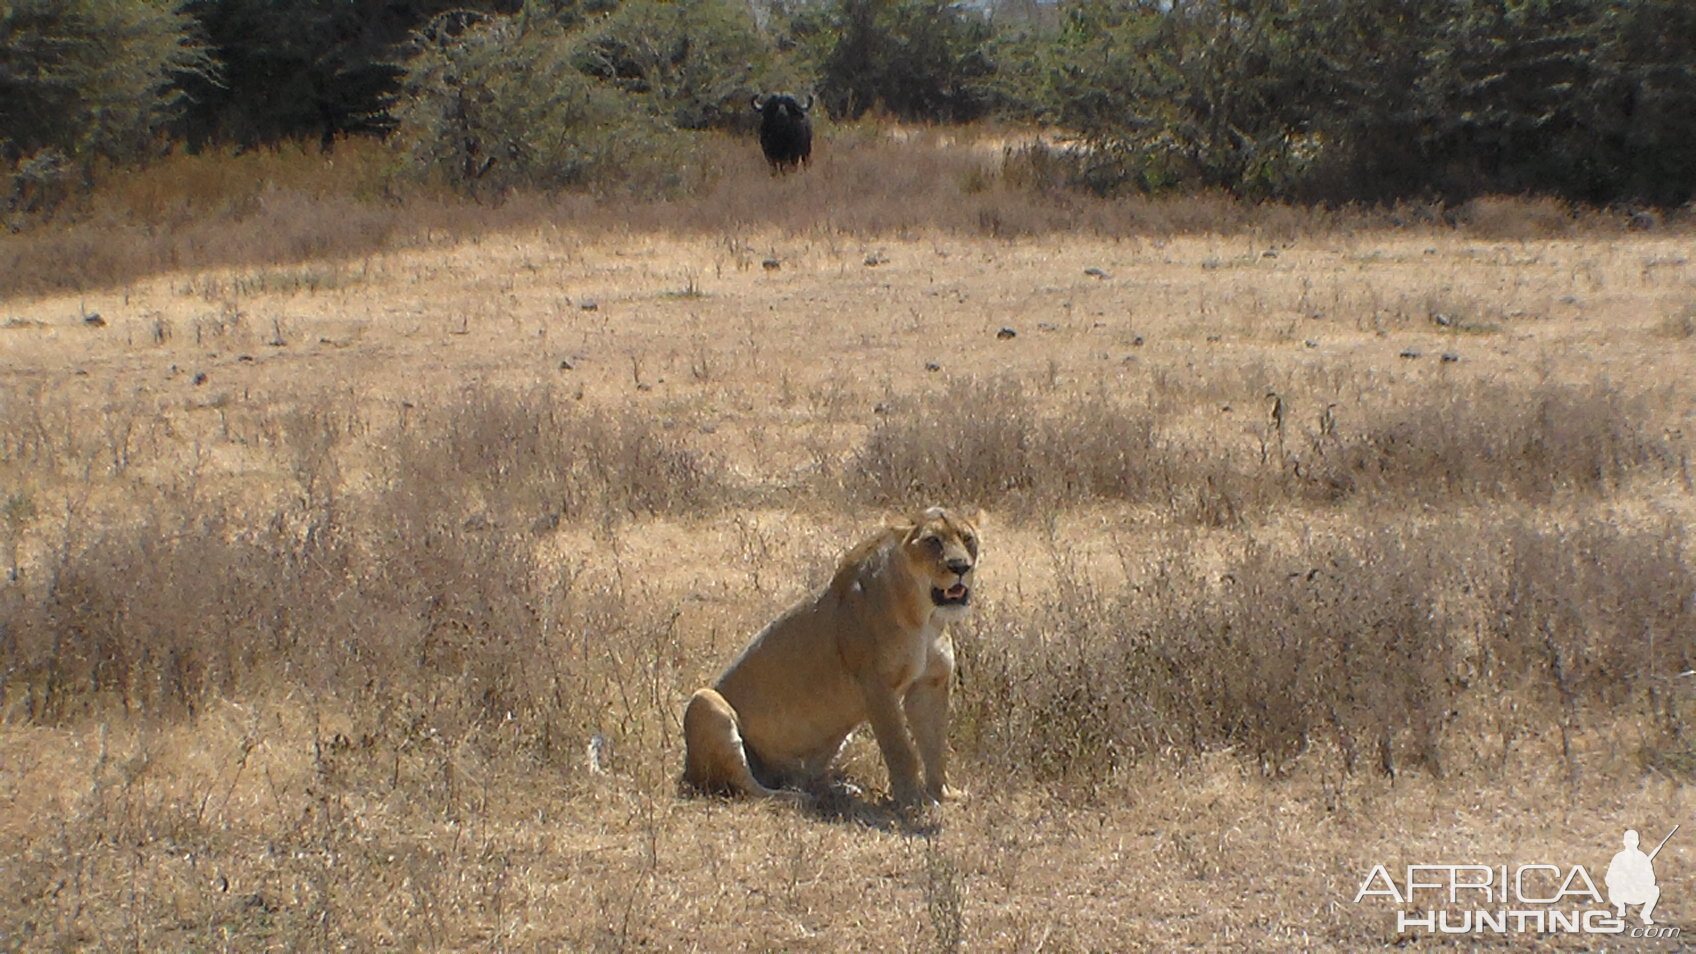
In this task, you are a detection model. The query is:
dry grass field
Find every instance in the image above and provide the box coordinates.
[2,136,1695,952]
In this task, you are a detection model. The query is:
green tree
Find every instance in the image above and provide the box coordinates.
[1,0,209,216]
[176,0,517,149]
[805,0,997,122]
[1297,0,1696,204]
[1040,0,1324,194]
[393,8,696,196]
[1382,0,1610,200]
[1595,0,1696,206]
[573,0,774,130]
[1034,0,1696,204]
[0,0,209,162]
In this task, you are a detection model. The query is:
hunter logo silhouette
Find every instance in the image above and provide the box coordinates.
[1606,826,1676,926]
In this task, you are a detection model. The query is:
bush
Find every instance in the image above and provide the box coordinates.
[0,0,210,215]
[174,0,495,148]
[796,0,998,122]
[573,0,775,131]
[1029,0,1696,205]
[844,372,1670,519]
[846,376,1165,511]
[1033,0,1327,196]
[0,387,720,761]
[388,387,726,524]
[954,513,1695,784]
[393,11,700,196]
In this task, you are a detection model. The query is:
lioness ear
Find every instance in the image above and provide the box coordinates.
[881,510,919,541]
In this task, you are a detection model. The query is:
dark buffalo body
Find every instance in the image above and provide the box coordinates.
[752,94,813,172]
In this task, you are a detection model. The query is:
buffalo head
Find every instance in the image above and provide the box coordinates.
[751,93,814,173]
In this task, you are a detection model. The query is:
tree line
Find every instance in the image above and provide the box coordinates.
[3,0,1693,210]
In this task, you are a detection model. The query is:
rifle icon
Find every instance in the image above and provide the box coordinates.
[1648,824,1679,861]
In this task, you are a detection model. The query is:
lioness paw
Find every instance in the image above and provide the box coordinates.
[892,782,939,809]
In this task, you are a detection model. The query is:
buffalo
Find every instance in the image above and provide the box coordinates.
[751,93,813,173]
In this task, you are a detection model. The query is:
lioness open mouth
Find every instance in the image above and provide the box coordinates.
[932,583,971,607]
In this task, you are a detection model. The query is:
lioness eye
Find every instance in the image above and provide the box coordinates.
[926,536,943,552]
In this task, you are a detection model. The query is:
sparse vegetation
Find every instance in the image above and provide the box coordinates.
[847,373,1671,516]
[6,131,1687,302]
[2,134,1693,949]
[958,512,1693,784]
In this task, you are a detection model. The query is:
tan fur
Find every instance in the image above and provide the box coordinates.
[681,507,982,806]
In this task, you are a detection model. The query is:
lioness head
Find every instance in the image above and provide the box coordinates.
[899,506,982,622]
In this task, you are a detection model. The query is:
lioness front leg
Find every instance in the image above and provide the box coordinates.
[903,672,959,802]
[859,677,929,806]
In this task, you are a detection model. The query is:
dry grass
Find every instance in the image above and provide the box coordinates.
[958,510,1693,787]
[7,125,1684,300]
[847,373,1673,520]
[2,137,1695,950]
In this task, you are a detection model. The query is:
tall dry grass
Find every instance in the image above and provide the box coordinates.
[0,140,528,300]
[0,388,718,780]
[847,370,1676,522]
[3,371,1688,787]
[5,127,1684,301]
[955,512,1693,790]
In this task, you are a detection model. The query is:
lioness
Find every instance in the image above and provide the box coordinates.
[681,507,981,806]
